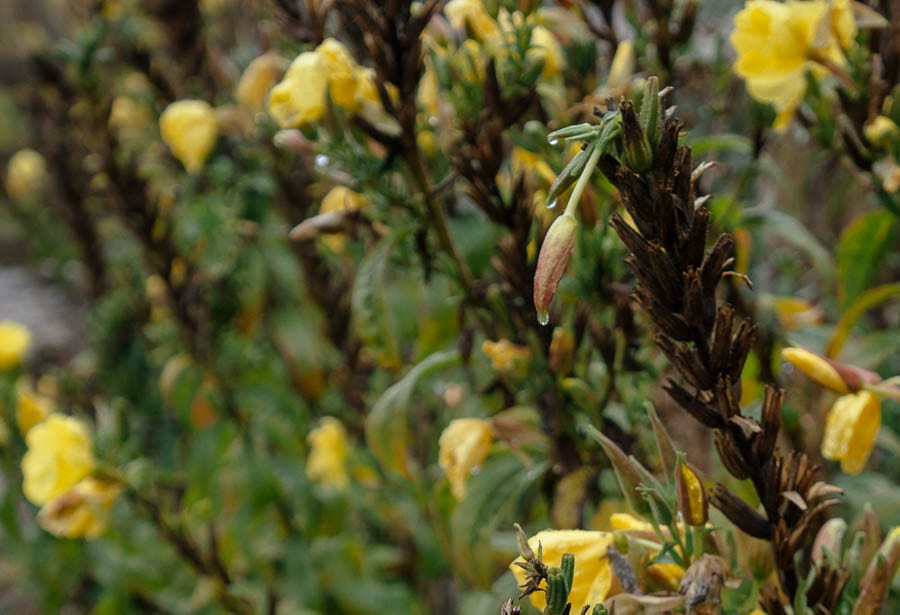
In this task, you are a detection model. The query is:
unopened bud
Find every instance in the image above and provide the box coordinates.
[782,347,882,394]
[639,76,661,149]
[545,567,570,615]
[534,213,578,325]
[812,518,847,566]
[675,454,708,526]
[515,523,535,561]
[621,102,653,172]
[854,527,900,615]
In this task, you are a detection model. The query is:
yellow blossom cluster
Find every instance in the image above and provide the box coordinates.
[22,413,121,538]
[0,320,31,370]
[268,39,382,128]
[730,0,857,130]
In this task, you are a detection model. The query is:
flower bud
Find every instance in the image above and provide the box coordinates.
[854,527,900,615]
[782,347,881,394]
[639,76,661,149]
[812,517,847,566]
[675,454,708,526]
[534,213,578,325]
[621,102,653,172]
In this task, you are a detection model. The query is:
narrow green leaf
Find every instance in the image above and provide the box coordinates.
[837,210,897,308]
[365,350,460,478]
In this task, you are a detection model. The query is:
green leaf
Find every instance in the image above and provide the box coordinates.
[826,282,900,357]
[836,210,897,309]
[685,133,753,157]
[450,452,549,585]
[365,349,460,478]
[351,230,407,366]
[745,209,834,281]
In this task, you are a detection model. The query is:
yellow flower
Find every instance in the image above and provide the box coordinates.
[822,391,880,474]
[16,377,55,435]
[830,0,857,50]
[730,0,847,131]
[444,0,500,41]
[5,149,47,201]
[528,25,564,79]
[438,418,493,499]
[318,186,368,251]
[236,51,287,112]
[606,40,636,90]
[0,321,31,370]
[610,513,685,590]
[511,147,557,185]
[864,115,900,148]
[22,414,95,506]
[481,339,531,375]
[306,417,349,489]
[108,96,149,136]
[782,347,849,393]
[269,51,329,127]
[36,477,121,539]
[418,60,441,119]
[510,529,615,613]
[316,38,361,110]
[159,100,219,172]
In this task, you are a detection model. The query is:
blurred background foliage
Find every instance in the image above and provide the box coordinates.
[0,0,897,613]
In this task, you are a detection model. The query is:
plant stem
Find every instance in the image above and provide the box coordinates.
[563,142,603,217]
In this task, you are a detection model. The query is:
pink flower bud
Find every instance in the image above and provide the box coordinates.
[534,213,578,325]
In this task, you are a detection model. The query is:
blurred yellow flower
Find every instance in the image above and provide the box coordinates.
[606,40,636,90]
[319,186,368,251]
[159,100,219,172]
[528,25,564,79]
[482,339,531,375]
[438,418,493,499]
[782,347,849,394]
[108,96,149,136]
[36,477,121,539]
[236,51,287,112]
[864,115,900,148]
[730,0,847,131]
[268,39,368,128]
[830,0,857,50]
[0,320,31,370]
[16,377,55,435]
[316,38,360,109]
[22,414,95,506]
[5,149,46,201]
[306,417,349,489]
[269,51,329,127]
[510,529,615,613]
[445,0,500,42]
[822,391,880,474]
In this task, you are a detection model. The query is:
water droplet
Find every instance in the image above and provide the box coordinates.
[547,199,558,210]
[314,154,329,167]
[428,116,439,127]
[537,310,550,326]
[547,137,559,146]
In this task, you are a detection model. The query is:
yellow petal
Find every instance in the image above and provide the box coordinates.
[306,417,350,489]
[0,321,31,370]
[438,418,493,499]
[268,52,329,127]
[822,391,880,474]
[22,414,95,506]
[5,149,47,201]
[510,529,614,613]
[159,100,219,172]
[782,347,850,393]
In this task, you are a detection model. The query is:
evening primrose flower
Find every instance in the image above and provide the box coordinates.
[16,377,55,435]
[730,0,848,131]
[822,391,880,474]
[439,418,493,499]
[159,100,219,172]
[236,51,287,112]
[0,321,31,370]
[510,529,615,613]
[37,477,121,539]
[5,149,47,200]
[783,347,887,474]
[268,51,329,127]
[306,417,349,489]
[22,414,95,506]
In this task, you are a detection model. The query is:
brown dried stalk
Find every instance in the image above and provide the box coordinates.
[600,101,845,611]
